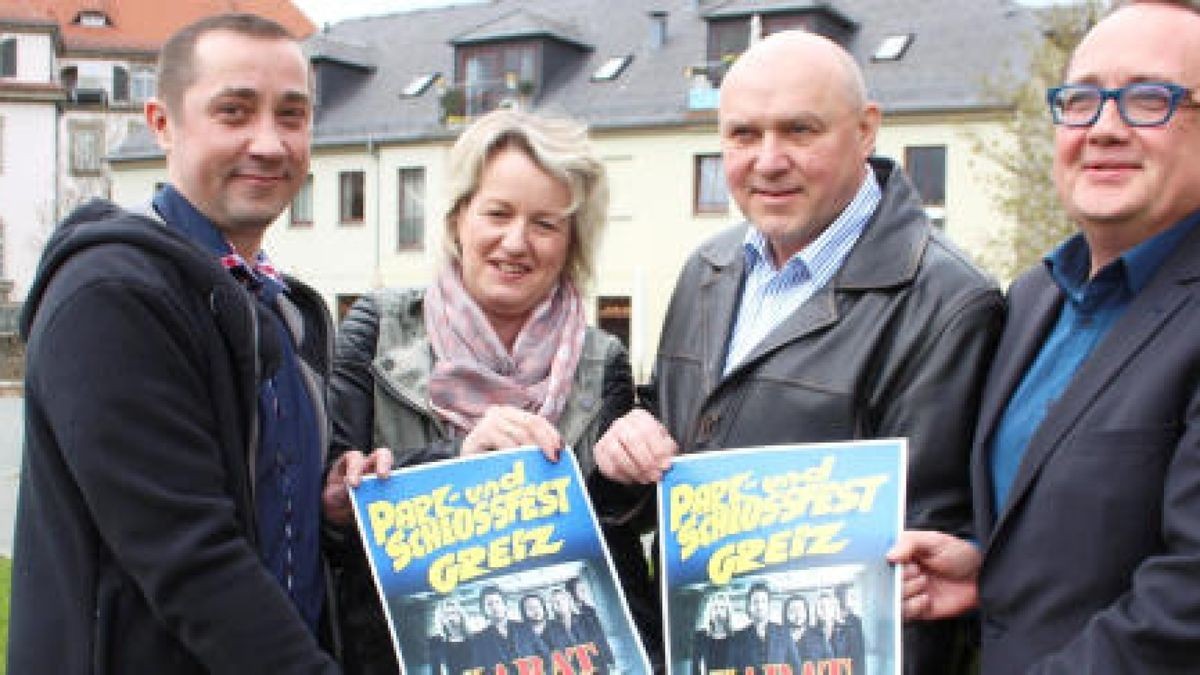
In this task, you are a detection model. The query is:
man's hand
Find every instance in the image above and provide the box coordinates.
[461,405,563,462]
[887,530,982,621]
[593,409,678,484]
[322,447,394,526]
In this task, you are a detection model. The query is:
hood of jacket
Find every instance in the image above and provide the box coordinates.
[20,198,247,341]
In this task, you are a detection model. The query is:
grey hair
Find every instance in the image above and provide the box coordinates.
[441,109,608,289]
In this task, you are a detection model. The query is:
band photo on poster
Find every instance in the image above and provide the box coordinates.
[350,446,651,674]
[659,440,906,675]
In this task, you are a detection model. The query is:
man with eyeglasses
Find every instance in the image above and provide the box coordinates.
[889,1,1200,672]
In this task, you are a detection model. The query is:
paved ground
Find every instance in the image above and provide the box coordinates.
[0,396,20,557]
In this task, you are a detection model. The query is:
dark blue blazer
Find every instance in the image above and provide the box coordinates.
[973,221,1200,673]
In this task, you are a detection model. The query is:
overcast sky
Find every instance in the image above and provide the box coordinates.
[293,0,1067,29]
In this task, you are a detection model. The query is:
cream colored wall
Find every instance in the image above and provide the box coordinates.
[0,102,59,299]
[106,113,1019,380]
[875,113,1017,274]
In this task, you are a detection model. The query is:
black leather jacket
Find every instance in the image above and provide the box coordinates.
[642,159,1004,675]
[648,158,1003,536]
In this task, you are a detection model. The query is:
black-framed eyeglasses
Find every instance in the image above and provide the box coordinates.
[1046,82,1200,127]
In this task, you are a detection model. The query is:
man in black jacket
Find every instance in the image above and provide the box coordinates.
[593,29,1002,675]
[9,13,387,673]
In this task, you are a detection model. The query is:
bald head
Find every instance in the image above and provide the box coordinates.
[721,31,868,112]
[716,30,880,264]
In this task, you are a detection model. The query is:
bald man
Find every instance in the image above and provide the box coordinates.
[593,31,1003,673]
[891,2,1200,671]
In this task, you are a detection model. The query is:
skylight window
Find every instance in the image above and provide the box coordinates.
[402,73,438,97]
[592,55,633,82]
[873,34,913,61]
[75,11,111,27]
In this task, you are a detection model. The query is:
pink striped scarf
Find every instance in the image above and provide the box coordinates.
[424,266,587,435]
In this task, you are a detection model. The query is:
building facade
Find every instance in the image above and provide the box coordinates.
[0,0,313,302]
[111,0,1035,380]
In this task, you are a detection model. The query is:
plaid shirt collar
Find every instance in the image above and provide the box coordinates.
[153,185,288,299]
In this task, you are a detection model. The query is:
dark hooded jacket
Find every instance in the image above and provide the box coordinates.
[8,199,339,674]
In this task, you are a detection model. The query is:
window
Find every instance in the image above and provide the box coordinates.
[131,66,155,102]
[874,34,914,62]
[70,122,104,175]
[457,42,537,115]
[339,171,365,224]
[397,167,425,249]
[598,296,631,348]
[904,145,947,207]
[75,11,110,27]
[291,174,313,226]
[402,73,438,97]
[694,154,729,214]
[592,55,632,82]
[707,18,750,70]
[0,38,15,78]
[112,66,129,102]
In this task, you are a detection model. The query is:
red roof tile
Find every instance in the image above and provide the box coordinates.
[0,0,315,54]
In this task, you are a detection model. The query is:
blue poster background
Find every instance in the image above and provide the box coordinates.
[659,439,906,675]
[351,446,651,674]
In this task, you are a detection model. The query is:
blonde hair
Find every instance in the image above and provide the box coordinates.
[441,109,609,288]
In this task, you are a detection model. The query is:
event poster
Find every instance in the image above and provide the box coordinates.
[350,446,652,675]
[659,440,907,675]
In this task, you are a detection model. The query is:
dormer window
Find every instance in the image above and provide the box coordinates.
[448,7,592,119]
[592,55,632,82]
[873,34,914,62]
[75,11,111,27]
[457,42,537,114]
[704,4,856,80]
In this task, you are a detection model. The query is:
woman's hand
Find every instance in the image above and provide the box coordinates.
[462,405,564,461]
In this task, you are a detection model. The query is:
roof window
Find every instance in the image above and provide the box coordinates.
[873,34,913,61]
[402,73,438,97]
[592,55,632,82]
[75,11,111,27]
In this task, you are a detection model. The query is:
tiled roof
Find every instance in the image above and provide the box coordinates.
[114,0,1038,157]
[0,0,315,54]
[451,8,591,49]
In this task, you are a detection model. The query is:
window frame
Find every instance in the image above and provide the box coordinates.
[0,38,16,78]
[693,153,730,215]
[338,170,365,225]
[904,144,947,208]
[69,121,105,176]
[290,174,314,227]
[397,166,425,250]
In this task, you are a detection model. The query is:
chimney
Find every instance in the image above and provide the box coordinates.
[649,11,668,49]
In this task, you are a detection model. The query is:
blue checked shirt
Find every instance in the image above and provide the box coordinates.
[723,168,881,375]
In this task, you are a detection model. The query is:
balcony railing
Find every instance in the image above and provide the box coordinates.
[438,77,536,124]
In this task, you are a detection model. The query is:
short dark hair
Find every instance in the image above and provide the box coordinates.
[519,593,546,622]
[157,13,297,112]
[479,584,504,611]
[746,581,771,602]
